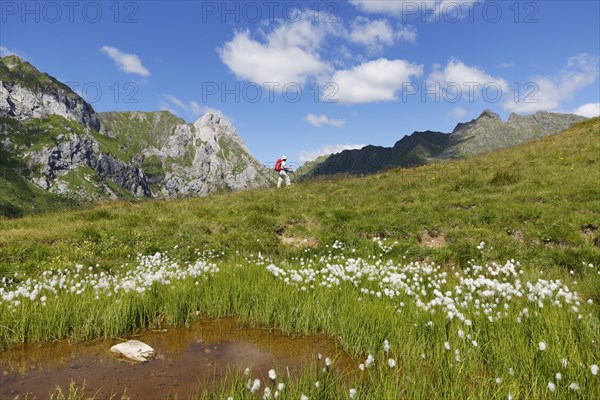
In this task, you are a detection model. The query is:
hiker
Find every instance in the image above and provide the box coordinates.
[275,155,291,188]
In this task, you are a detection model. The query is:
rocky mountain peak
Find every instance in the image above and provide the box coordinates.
[0,55,100,131]
[451,109,503,135]
[193,112,249,153]
[2,54,24,70]
[479,109,502,120]
[194,113,233,130]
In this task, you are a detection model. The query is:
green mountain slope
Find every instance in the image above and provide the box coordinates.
[98,111,186,158]
[0,150,73,218]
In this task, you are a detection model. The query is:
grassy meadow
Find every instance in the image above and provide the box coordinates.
[1,118,599,399]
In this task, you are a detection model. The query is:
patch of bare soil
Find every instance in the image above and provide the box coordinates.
[279,236,319,248]
[418,230,447,248]
[510,229,525,243]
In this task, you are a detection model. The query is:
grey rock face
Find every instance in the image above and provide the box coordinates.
[159,113,273,196]
[101,111,275,198]
[440,109,587,159]
[24,134,150,199]
[0,81,100,132]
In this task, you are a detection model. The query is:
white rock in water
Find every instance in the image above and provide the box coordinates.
[110,340,156,362]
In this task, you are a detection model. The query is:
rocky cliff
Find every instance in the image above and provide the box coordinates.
[99,111,273,197]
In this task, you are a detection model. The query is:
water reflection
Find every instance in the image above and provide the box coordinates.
[0,318,352,399]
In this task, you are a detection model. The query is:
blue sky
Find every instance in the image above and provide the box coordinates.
[2,0,599,164]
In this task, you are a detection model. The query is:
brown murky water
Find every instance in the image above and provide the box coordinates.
[0,318,353,399]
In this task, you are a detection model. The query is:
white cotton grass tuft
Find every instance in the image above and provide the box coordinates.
[268,369,276,380]
[591,364,599,375]
[444,342,451,351]
[538,341,547,351]
[569,382,579,391]
[555,372,562,381]
[325,357,332,367]
[384,339,390,354]
[300,394,309,400]
[277,383,285,391]
[349,388,357,399]
[250,379,261,393]
[388,358,396,368]
[547,382,556,392]
[263,387,271,399]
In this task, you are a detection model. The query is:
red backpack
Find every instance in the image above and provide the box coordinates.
[274,159,283,171]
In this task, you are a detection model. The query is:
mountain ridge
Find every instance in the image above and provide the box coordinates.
[298,109,587,178]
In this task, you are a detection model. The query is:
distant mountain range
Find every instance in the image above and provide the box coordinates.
[0,55,273,215]
[298,109,586,177]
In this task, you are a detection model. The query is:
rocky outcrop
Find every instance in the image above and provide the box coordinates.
[100,111,274,197]
[0,55,100,131]
[300,109,587,177]
[24,132,150,199]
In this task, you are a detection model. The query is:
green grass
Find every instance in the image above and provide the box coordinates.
[1,118,599,399]
[0,55,77,98]
[91,131,130,163]
[0,117,78,217]
[0,115,87,151]
[98,111,185,155]
[141,155,165,181]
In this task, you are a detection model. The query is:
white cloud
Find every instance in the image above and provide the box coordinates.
[100,46,150,77]
[396,24,418,42]
[158,102,178,116]
[503,54,598,113]
[160,94,231,120]
[350,0,476,17]
[331,58,423,104]
[350,0,436,15]
[0,46,12,57]
[218,16,333,85]
[0,46,28,60]
[427,58,509,101]
[449,106,468,118]
[573,102,600,118]
[299,144,367,163]
[347,17,416,53]
[304,113,345,127]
